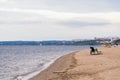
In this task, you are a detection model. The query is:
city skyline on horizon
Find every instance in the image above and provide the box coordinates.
[0,36,119,41]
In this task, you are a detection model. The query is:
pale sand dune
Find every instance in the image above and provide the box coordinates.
[30,45,120,80]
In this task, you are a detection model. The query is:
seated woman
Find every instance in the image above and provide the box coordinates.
[90,47,102,55]
[90,47,95,55]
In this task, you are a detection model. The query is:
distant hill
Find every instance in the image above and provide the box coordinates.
[0,41,40,45]
[0,40,101,46]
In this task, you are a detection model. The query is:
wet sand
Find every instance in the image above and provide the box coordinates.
[30,45,120,80]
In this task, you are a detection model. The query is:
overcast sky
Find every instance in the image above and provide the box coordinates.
[0,0,120,41]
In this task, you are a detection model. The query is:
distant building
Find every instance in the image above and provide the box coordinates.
[94,37,111,43]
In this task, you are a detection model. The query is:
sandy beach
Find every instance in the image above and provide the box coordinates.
[30,45,120,80]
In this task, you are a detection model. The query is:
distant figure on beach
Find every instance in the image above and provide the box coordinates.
[90,47,95,55]
[104,43,111,48]
[115,43,118,46]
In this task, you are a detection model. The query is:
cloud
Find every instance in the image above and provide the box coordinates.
[0,8,120,21]
[1,0,120,12]
[0,0,8,3]
[0,8,120,27]
[0,6,120,40]
[59,20,110,27]
[0,21,42,25]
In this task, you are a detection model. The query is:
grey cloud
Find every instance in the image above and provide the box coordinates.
[0,0,120,13]
[0,21,42,25]
[0,10,46,25]
[59,20,110,27]
[46,0,120,12]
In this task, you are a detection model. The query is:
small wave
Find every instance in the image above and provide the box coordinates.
[14,75,22,80]
[20,58,58,80]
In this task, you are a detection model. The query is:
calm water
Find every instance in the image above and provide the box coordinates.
[0,45,99,80]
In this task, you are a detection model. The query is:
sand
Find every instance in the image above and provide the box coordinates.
[30,45,120,80]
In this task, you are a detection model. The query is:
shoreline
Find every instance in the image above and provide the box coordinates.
[21,59,56,80]
[29,51,78,80]
[15,45,96,80]
[30,45,120,80]
[16,56,61,80]
[19,51,79,80]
